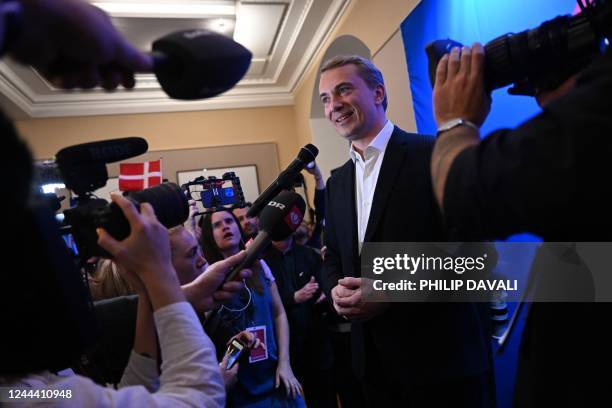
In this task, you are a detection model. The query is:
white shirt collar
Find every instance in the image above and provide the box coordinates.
[349,120,394,163]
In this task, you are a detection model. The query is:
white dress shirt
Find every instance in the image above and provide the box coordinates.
[7,302,225,407]
[349,120,394,252]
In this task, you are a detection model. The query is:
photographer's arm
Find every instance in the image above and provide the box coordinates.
[95,195,225,407]
[97,197,184,310]
[431,43,489,210]
[308,164,326,248]
[119,290,160,392]
[306,162,325,190]
[431,125,480,210]
[131,292,157,359]
[182,251,251,314]
[432,45,612,240]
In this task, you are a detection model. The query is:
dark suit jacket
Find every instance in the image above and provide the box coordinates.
[322,126,491,387]
[264,244,333,373]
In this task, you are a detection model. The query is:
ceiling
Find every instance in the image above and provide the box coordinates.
[0,0,351,119]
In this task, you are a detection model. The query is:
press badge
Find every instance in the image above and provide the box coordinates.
[246,325,268,363]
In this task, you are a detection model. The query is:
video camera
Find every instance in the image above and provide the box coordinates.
[182,172,246,215]
[426,0,612,95]
[45,137,188,261]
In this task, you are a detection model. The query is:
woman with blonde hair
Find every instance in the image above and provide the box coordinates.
[89,258,135,301]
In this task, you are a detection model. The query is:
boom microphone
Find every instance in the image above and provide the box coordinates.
[56,137,148,196]
[225,190,305,282]
[56,137,148,167]
[247,144,318,218]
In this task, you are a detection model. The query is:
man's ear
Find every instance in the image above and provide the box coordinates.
[374,84,386,106]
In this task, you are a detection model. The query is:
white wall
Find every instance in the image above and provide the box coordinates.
[310,117,350,181]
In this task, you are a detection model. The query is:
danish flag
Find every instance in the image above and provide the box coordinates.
[119,159,162,191]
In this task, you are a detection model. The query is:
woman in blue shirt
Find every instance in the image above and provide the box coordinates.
[201,209,304,407]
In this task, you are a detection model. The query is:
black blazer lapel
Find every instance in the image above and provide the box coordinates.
[342,160,361,276]
[363,127,410,243]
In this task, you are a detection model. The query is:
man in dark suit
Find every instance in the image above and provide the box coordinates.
[318,55,493,407]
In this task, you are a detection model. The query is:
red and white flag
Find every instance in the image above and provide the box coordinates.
[119,159,162,191]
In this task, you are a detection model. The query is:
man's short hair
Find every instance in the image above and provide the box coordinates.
[320,55,388,111]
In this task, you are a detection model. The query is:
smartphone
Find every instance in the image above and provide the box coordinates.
[224,338,246,369]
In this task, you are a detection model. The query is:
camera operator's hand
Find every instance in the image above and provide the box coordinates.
[6,0,152,89]
[97,195,184,310]
[433,43,490,126]
[182,251,252,313]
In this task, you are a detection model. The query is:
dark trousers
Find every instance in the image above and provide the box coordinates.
[362,370,495,408]
[329,329,364,408]
[298,365,336,408]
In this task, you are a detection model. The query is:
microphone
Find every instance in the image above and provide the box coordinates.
[56,137,148,167]
[247,144,318,218]
[152,29,252,100]
[225,190,305,282]
[56,137,149,196]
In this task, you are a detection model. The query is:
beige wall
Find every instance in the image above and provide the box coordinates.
[15,105,299,170]
[374,28,417,133]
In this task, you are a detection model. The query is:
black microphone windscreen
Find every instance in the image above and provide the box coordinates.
[246,144,317,219]
[258,190,305,241]
[56,137,148,168]
[153,29,252,100]
[298,144,319,163]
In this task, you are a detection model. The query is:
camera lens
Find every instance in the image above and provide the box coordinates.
[99,182,189,248]
[127,182,189,228]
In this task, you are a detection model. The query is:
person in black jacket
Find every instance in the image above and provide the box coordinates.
[294,161,326,250]
[264,235,336,407]
[431,42,612,407]
[318,54,493,407]
[431,43,612,241]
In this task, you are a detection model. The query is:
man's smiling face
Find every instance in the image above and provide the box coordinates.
[319,64,383,142]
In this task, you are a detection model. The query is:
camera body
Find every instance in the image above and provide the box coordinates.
[182,171,246,214]
[48,138,189,260]
[62,183,188,260]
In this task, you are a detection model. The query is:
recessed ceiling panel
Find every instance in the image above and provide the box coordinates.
[234,3,287,58]
[111,16,236,51]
